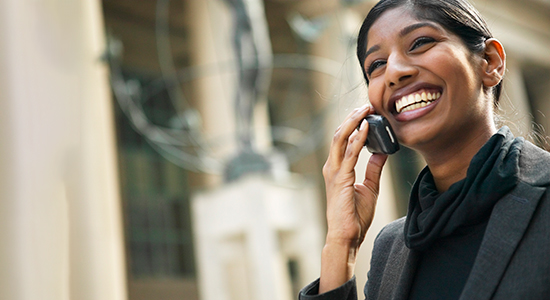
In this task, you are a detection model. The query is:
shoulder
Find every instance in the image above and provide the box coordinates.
[371,217,407,259]
[518,141,550,186]
[373,217,406,246]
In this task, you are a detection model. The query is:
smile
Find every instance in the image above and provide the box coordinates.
[396,90,441,114]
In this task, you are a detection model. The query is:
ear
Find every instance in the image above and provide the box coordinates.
[481,38,506,88]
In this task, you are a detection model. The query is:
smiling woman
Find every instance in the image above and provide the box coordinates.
[360,6,503,183]
[299,0,550,300]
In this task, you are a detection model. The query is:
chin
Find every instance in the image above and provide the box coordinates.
[394,124,439,150]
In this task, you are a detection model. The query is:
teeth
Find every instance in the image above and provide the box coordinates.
[396,91,441,113]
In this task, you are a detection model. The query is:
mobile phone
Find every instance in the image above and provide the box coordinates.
[360,115,400,154]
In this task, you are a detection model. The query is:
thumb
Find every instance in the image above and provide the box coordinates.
[362,153,388,196]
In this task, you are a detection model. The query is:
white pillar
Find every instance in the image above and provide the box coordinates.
[185,0,237,169]
[185,0,273,177]
[0,1,127,300]
[499,58,533,137]
[527,69,550,148]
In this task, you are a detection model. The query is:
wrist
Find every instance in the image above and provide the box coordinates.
[319,241,359,294]
[324,231,363,254]
[322,240,359,265]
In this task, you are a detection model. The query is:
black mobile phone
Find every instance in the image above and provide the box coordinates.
[360,115,400,154]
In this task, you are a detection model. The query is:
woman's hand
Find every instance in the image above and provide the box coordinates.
[319,105,388,293]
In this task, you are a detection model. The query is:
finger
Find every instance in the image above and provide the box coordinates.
[327,105,373,166]
[362,153,388,196]
[340,118,369,172]
[341,103,372,123]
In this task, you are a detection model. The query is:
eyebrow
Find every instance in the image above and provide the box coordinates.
[399,22,439,37]
[364,45,380,60]
[364,22,440,61]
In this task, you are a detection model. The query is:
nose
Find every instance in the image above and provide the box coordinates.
[385,53,417,88]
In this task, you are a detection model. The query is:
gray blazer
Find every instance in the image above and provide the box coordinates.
[300,141,550,300]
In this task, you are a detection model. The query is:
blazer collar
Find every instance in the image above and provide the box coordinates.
[377,142,548,300]
[459,181,546,300]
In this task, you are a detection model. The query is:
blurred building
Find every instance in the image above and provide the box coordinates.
[0,0,549,300]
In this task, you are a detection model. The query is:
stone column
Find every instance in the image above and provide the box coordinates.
[499,58,533,137]
[526,66,550,149]
[0,1,126,299]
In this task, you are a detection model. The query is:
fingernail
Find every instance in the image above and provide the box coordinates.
[359,119,367,131]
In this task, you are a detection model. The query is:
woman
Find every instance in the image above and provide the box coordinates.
[300,0,550,299]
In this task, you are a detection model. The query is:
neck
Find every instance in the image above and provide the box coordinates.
[419,124,497,192]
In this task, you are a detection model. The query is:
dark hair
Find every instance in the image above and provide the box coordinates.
[356,0,503,103]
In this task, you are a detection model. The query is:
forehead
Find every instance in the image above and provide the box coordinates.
[366,6,438,45]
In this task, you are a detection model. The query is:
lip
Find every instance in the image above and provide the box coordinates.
[387,82,443,121]
[394,97,440,122]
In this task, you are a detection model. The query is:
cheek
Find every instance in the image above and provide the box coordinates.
[446,59,482,105]
[431,48,479,87]
[367,80,385,113]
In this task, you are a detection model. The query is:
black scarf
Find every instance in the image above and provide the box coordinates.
[404,127,523,251]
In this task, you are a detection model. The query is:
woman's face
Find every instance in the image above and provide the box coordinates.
[364,7,492,151]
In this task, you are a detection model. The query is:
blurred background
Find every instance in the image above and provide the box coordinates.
[0,0,549,299]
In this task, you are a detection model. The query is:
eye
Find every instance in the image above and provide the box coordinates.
[367,60,386,76]
[410,37,436,51]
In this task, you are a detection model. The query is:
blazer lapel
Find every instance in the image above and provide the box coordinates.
[375,235,420,300]
[393,249,420,300]
[459,181,546,300]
